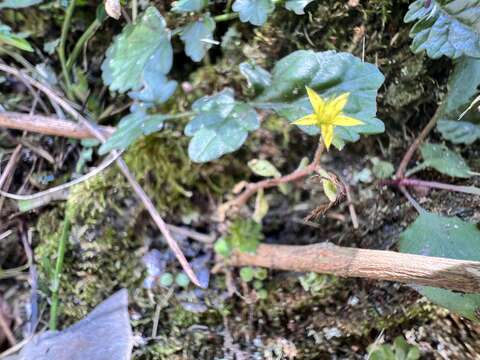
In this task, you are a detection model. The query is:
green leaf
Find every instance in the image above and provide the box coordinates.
[0,24,33,51]
[256,50,384,147]
[322,179,337,202]
[284,0,314,15]
[186,89,260,162]
[404,0,480,59]
[101,7,173,93]
[371,157,394,179]
[172,0,207,12]
[232,0,274,26]
[128,68,177,109]
[214,237,232,257]
[419,143,471,178]
[180,15,216,62]
[399,211,480,321]
[159,272,174,287]
[240,267,254,282]
[175,272,191,288]
[436,57,480,144]
[0,0,42,8]
[224,219,263,254]
[99,112,169,154]
[253,189,269,223]
[248,159,281,178]
[437,120,480,144]
[239,62,272,93]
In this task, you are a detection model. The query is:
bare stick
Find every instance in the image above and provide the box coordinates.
[0,112,115,139]
[0,144,22,188]
[0,64,202,288]
[230,243,480,294]
[0,144,22,213]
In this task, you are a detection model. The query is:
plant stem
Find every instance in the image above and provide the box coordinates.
[58,0,76,100]
[396,107,442,179]
[213,13,239,22]
[49,213,71,331]
[218,142,325,218]
[66,18,102,72]
[132,0,138,21]
[382,178,480,196]
[404,162,428,178]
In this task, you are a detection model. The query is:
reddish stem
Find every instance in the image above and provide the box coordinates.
[381,178,480,196]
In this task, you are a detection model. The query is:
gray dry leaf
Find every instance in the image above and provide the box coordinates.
[6,289,133,360]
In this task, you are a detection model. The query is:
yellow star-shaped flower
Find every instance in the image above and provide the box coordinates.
[292,87,364,150]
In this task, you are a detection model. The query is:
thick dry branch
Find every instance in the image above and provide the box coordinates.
[230,243,480,293]
[0,112,115,139]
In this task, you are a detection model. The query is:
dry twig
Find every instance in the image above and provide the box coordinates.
[230,243,480,294]
[0,112,115,140]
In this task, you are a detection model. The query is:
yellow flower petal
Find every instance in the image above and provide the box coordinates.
[292,114,317,126]
[324,93,350,122]
[305,87,325,115]
[321,124,334,150]
[331,115,364,127]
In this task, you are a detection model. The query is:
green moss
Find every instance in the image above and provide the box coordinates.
[35,172,144,323]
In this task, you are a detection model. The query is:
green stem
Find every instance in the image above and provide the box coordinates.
[404,163,428,178]
[165,111,196,120]
[58,0,76,100]
[49,214,71,331]
[132,0,138,21]
[66,19,101,72]
[225,0,234,13]
[213,13,239,22]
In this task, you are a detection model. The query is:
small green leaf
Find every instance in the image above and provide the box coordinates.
[224,219,263,254]
[0,0,42,8]
[43,38,60,54]
[99,112,169,154]
[186,89,260,162]
[240,267,254,282]
[253,268,268,280]
[404,0,480,59]
[214,237,232,257]
[419,143,471,178]
[371,157,394,179]
[253,279,263,289]
[239,62,272,93]
[180,15,216,62]
[101,7,173,93]
[399,211,480,321]
[436,57,480,144]
[255,50,384,147]
[128,69,177,108]
[0,24,33,52]
[159,272,174,287]
[172,0,207,12]
[256,289,268,299]
[175,272,191,288]
[322,179,337,202]
[232,0,274,26]
[253,189,269,223]
[248,159,281,178]
[284,0,314,15]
